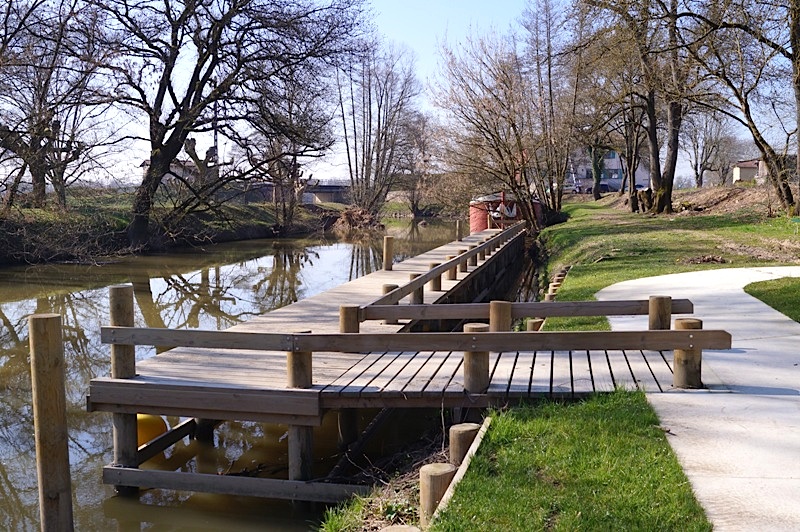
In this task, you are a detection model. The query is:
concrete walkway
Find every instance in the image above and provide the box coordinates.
[597,267,800,531]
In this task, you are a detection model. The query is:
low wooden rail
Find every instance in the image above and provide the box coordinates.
[372,222,525,306]
[359,298,693,323]
[99,326,730,354]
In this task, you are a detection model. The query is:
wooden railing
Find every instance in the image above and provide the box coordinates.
[372,222,526,306]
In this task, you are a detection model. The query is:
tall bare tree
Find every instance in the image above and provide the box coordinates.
[336,43,420,216]
[90,0,364,247]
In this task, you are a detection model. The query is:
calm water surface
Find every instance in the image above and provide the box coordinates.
[0,220,456,531]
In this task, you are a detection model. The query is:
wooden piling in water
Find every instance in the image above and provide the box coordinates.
[673,318,703,389]
[648,295,672,330]
[109,285,139,496]
[29,313,75,531]
[287,335,313,481]
[383,236,394,271]
[419,463,456,528]
[463,323,490,393]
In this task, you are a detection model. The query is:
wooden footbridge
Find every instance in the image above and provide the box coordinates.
[86,223,731,503]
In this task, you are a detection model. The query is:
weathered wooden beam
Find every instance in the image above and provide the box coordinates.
[136,418,197,465]
[360,299,695,322]
[101,467,371,503]
[100,327,731,354]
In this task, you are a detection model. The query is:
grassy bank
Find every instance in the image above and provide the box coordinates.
[319,188,798,530]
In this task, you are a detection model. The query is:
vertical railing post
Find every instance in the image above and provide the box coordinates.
[410,273,424,305]
[458,249,468,273]
[468,245,477,267]
[489,300,512,332]
[382,236,394,271]
[339,305,360,333]
[29,313,74,531]
[428,263,442,291]
[287,333,313,481]
[463,323,490,393]
[382,284,399,325]
[109,285,139,496]
[445,256,457,281]
[673,318,703,389]
[648,295,672,330]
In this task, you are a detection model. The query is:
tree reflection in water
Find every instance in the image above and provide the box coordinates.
[0,220,456,529]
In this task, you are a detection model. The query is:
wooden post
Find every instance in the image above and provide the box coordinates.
[445,256,457,281]
[382,236,394,271]
[489,300,512,332]
[382,284,399,325]
[29,314,74,531]
[109,285,139,496]
[544,292,555,302]
[648,295,672,330]
[527,318,544,331]
[339,305,360,333]
[478,244,486,261]
[287,337,313,481]
[673,318,703,389]
[456,220,462,241]
[449,423,481,466]
[428,263,442,291]
[458,249,468,273]
[468,245,477,267]
[463,323,490,393]
[486,213,492,229]
[410,273,424,305]
[420,463,457,528]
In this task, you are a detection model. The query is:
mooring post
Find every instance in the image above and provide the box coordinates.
[449,423,481,467]
[382,284,399,325]
[382,236,394,271]
[456,220,462,241]
[109,285,139,496]
[489,300,512,332]
[673,318,703,389]
[287,333,313,481]
[463,323,490,393]
[410,273,424,305]
[339,305,360,334]
[428,263,442,291]
[527,318,544,331]
[445,256,457,281]
[419,463,457,528]
[468,245,477,267]
[29,313,74,531]
[648,295,672,330]
[458,249,468,273]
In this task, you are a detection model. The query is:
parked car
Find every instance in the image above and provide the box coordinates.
[586,183,611,194]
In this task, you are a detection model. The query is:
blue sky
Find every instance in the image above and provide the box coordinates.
[373,1,530,84]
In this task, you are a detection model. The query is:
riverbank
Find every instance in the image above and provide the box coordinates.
[319,183,797,530]
[0,194,340,265]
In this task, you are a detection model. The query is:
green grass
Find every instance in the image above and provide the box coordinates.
[745,277,800,323]
[432,392,709,532]
[541,198,792,331]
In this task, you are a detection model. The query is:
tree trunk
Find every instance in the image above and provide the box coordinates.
[127,161,167,248]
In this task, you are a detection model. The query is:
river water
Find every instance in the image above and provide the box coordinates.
[0,220,457,531]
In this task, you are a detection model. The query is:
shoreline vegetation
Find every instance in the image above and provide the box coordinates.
[320,184,800,531]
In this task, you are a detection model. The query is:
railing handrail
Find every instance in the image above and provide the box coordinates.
[100,326,732,353]
[370,222,526,307]
[359,299,694,322]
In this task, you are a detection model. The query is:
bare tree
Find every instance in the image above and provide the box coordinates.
[90,0,364,248]
[0,0,110,211]
[336,43,420,216]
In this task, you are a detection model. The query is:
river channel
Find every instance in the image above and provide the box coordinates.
[0,220,458,531]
